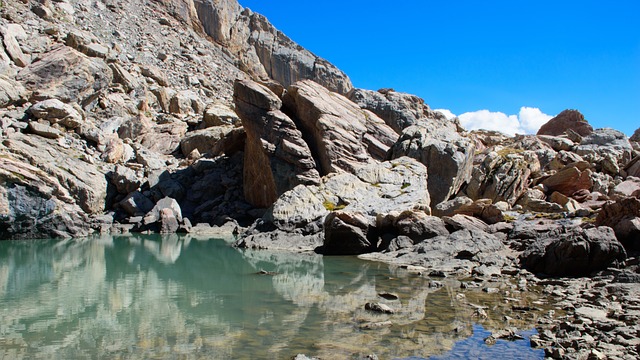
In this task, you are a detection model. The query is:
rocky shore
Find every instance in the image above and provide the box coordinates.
[1,0,640,358]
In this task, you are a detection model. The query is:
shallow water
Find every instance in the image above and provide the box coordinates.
[0,234,545,359]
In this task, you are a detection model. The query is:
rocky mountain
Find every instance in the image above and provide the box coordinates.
[2,1,640,358]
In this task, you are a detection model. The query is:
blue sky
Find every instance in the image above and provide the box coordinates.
[239,1,639,136]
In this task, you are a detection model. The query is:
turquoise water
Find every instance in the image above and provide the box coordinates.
[0,235,544,359]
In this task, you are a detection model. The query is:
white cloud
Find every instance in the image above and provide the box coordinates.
[434,107,554,136]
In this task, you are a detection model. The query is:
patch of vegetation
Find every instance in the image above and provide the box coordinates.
[503,214,516,223]
[581,217,597,224]
[401,182,411,190]
[496,147,524,158]
[323,199,345,211]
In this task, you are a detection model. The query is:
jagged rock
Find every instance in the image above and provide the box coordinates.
[441,199,510,225]
[179,126,236,156]
[466,149,540,206]
[537,109,593,137]
[119,191,154,216]
[235,230,323,251]
[28,122,61,139]
[251,157,429,245]
[517,188,564,213]
[110,165,140,194]
[109,63,143,93]
[28,99,83,129]
[17,45,112,103]
[575,129,634,175]
[323,211,374,255]
[625,156,640,178]
[203,103,240,127]
[1,24,29,67]
[443,214,490,233]
[169,90,203,115]
[376,210,449,242]
[390,124,475,206]
[189,1,352,93]
[143,196,182,225]
[347,87,448,133]
[140,64,169,86]
[283,80,397,175]
[612,177,640,200]
[360,229,505,272]
[596,197,640,249]
[520,227,627,277]
[549,150,584,171]
[538,135,575,152]
[433,196,474,217]
[159,208,179,233]
[548,191,582,212]
[0,75,27,107]
[542,162,593,197]
[234,79,320,208]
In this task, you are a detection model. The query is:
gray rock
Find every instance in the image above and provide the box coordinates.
[17,46,112,103]
[323,211,373,255]
[119,191,154,216]
[347,87,449,134]
[203,103,240,127]
[1,25,29,67]
[390,124,475,206]
[179,126,236,156]
[110,165,140,194]
[0,75,27,107]
[140,65,169,86]
[234,79,320,207]
[28,122,61,139]
[159,208,179,233]
[596,197,640,250]
[28,99,83,129]
[284,79,397,174]
[144,197,183,225]
[520,227,627,276]
[465,149,540,206]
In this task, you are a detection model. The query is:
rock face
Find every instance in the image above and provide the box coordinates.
[17,46,112,103]
[465,149,540,206]
[390,125,475,206]
[189,0,352,94]
[347,88,448,134]
[234,79,320,208]
[520,227,627,277]
[596,197,640,250]
[283,80,397,175]
[537,109,594,137]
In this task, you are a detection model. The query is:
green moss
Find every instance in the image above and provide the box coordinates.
[503,214,516,222]
[401,182,411,190]
[496,147,524,158]
[323,199,345,211]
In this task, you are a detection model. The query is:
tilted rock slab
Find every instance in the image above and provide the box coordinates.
[234,79,320,208]
[596,197,640,250]
[284,80,398,175]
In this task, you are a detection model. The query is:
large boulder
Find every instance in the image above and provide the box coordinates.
[465,148,540,206]
[346,88,448,134]
[283,80,397,175]
[323,211,374,255]
[389,124,475,206]
[28,99,84,129]
[234,79,320,208]
[520,227,627,277]
[17,45,112,103]
[542,162,593,197]
[537,109,593,137]
[596,197,640,250]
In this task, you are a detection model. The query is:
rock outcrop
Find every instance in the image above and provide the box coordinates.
[234,79,320,207]
[537,109,594,137]
[390,125,475,206]
[595,197,640,250]
[283,80,397,175]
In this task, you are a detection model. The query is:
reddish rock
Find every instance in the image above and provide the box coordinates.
[542,162,593,197]
[537,109,594,137]
[596,197,640,249]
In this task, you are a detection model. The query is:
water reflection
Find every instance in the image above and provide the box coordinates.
[0,235,543,359]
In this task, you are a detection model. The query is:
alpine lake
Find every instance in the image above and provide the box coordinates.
[0,234,549,359]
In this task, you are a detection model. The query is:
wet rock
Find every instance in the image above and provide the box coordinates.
[364,302,395,314]
[537,109,593,137]
[520,226,627,277]
[323,211,373,255]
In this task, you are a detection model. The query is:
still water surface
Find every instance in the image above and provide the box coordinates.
[0,234,544,359]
